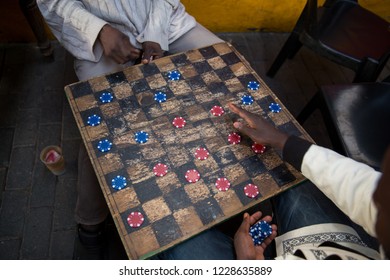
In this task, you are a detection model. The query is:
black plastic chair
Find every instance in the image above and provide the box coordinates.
[297,81,390,170]
[267,0,390,82]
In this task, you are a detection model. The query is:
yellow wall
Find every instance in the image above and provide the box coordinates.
[182,0,390,32]
[0,0,389,43]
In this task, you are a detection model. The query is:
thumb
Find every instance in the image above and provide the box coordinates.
[233,121,256,140]
[239,212,251,232]
[142,49,153,63]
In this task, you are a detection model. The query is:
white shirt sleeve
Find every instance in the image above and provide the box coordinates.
[301,145,381,237]
[37,0,108,61]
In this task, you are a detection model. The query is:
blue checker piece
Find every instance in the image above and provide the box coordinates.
[99,92,114,103]
[249,220,273,246]
[87,114,101,126]
[97,139,112,152]
[241,95,254,105]
[247,81,260,91]
[269,102,282,113]
[154,91,167,103]
[168,70,181,81]
[111,175,127,190]
[135,131,149,144]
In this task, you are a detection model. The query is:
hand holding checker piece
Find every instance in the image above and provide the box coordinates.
[65,42,312,259]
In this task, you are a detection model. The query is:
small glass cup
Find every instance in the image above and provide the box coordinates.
[40,145,66,176]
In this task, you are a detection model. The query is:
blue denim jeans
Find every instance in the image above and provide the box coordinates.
[153,228,235,260]
[155,180,378,260]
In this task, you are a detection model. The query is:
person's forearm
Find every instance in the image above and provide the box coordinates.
[37,0,107,61]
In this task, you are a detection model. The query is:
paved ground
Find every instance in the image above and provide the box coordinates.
[0,43,77,259]
[0,32,388,260]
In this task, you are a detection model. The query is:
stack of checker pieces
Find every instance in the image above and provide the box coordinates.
[64,42,312,260]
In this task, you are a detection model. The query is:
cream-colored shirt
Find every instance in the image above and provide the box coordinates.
[37,0,196,61]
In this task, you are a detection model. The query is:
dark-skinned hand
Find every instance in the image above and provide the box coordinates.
[141,41,164,64]
[98,24,141,64]
[228,103,289,151]
[234,211,277,260]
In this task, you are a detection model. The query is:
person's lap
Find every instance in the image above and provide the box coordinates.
[157,180,379,259]
[153,228,235,260]
[272,180,379,250]
[273,180,355,234]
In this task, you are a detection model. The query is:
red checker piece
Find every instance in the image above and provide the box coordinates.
[210,105,225,117]
[252,143,266,154]
[244,184,259,198]
[153,163,168,177]
[127,212,144,228]
[215,177,231,192]
[172,116,186,128]
[185,169,200,183]
[195,147,209,160]
[228,132,241,145]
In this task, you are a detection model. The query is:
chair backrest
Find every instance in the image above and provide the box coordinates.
[267,0,388,82]
[303,0,359,39]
